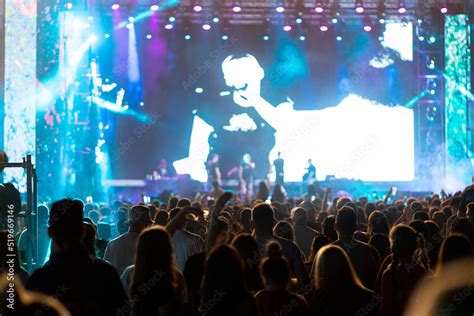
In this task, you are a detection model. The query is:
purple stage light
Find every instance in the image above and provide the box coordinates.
[111,3,120,10]
[276,6,284,13]
[150,4,159,11]
[165,23,173,30]
[283,25,292,32]
[202,24,211,30]
[232,6,241,12]
[320,25,328,32]
[315,6,324,13]
[364,25,372,32]
[398,7,406,13]
[355,6,364,13]
[440,7,448,14]
[194,5,202,12]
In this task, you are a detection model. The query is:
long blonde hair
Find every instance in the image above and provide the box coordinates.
[314,245,368,292]
[130,226,177,297]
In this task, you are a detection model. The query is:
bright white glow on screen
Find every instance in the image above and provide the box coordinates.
[173,116,214,182]
[180,94,414,182]
[264,94,414,182]
[370,22,413,68]
[382,22,413,62]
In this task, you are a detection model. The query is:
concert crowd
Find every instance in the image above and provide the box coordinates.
[1,181,474,316]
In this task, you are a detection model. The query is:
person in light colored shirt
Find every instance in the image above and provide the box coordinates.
[104,205,152,275]
[169,207,205,271]
[252,203,310,289]
[292,207,319,258]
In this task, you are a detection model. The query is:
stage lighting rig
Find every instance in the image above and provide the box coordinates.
[398,1,406,14]
[355,0,364,13]
[315,2,324,13]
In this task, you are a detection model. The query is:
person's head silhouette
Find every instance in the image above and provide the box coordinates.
[48,198,84,250]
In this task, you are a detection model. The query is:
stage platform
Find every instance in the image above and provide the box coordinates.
[102,178,432,203]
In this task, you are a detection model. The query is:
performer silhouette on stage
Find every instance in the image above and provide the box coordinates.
[303,159,316,183]
[239,153,255,201]
[273,151,285,185]
[206,153,221,185]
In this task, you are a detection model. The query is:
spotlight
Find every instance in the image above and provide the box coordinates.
[88,16,94,21]
[213,17,220,23]
[263,35,270,41]
[193,5,202,12]
[296,17,303,24]
[104,33,110,38]
[428,36,436,43]
[315,3,324,13]
[440,7,448,14]
[169,16,176,22]
[398,2,406,14]
[146,34,152,39]
[126,23,133,29]
[418,35,425,41]
[355,1,364,13]
[195,88,204,94]
[232,6,241,12]
[202,24,211,30]
[128,17,134,22]
[320,25,328,32]
[364,25,372,32]
[379,18,385,24]
[336,35,342,41]
[331,17,338,24]
[222,35,229,40]
[66,2,73,9]
[184,34,191,40]
[426,78,438,95]
[378,36,384,41]
[283,25,292,32]
[111,3,120,10]
[299,35,306,41]
[426,105,438,122]
[150,4,159,11]
[426,57,435,70]
[165,23,173,30]
[276,6,285,13]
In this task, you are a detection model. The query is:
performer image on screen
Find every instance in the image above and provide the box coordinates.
[239,153,255,201]
[273,151,285,185]
[175,50,415,183]
[206,153,221,185]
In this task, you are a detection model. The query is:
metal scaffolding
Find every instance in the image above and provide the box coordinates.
[0,155,38,272]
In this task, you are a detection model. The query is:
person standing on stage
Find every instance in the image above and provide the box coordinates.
[303,159,316,183]
[207,153,222,185]
[239,153,255,200]
[273,151,285,185]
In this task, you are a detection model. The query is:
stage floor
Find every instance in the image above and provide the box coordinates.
[102,178,433,203]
